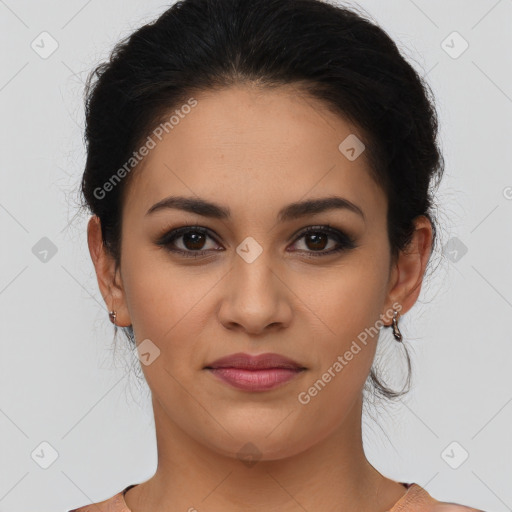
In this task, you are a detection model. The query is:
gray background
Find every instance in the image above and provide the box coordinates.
[0,1,511,511]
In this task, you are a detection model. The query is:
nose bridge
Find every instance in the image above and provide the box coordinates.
[218,241,292,333]
[232,242,280,306]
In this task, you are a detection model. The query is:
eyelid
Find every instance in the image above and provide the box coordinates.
[156,225,222,248]
[292,224,353,242]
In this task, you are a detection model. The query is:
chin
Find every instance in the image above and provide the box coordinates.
[199,424,315,463]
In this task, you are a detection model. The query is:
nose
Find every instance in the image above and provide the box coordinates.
[217,251,293,336]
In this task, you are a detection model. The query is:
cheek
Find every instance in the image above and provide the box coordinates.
[292,251,390,400]
[122,242,182,328]
[299,256,389,350]
[120,245,221,365]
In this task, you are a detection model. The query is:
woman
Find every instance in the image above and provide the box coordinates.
[70,0,483,510]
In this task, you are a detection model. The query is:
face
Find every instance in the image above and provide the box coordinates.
[89,84,431,462]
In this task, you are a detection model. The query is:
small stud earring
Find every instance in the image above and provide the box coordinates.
[108,310,117,325]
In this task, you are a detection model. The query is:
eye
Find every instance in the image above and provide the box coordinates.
[288,225,356,257]
[156,226,222,258]
[156,224,356,259]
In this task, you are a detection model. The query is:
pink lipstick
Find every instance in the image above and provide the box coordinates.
[204,352,306,392]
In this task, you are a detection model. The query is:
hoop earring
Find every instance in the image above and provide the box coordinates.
[391,308,402,342]
[109,310,117,325]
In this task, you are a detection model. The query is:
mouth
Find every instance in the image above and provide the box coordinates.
[204,352,306,392]
[205,352,306,371]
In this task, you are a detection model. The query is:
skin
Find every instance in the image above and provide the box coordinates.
[88,83,432,512]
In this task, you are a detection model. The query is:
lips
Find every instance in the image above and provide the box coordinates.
[204,352,306,392]
[204,352,305,371]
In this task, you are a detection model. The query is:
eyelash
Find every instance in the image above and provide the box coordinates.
[156,224,357,259]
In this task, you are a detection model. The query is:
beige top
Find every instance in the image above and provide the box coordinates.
[68,481,484,511]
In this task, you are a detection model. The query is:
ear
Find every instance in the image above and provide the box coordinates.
[87,215,131,327]
[382,215,433,325]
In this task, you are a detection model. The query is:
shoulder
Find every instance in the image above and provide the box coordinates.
[67,489,128,512]
[394,482,485,512]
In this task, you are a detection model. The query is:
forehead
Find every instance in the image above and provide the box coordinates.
[123,84,386,225]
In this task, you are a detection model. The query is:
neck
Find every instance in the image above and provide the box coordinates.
[124,394,407,512]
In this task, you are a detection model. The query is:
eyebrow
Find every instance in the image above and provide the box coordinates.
[146,195,365,222]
